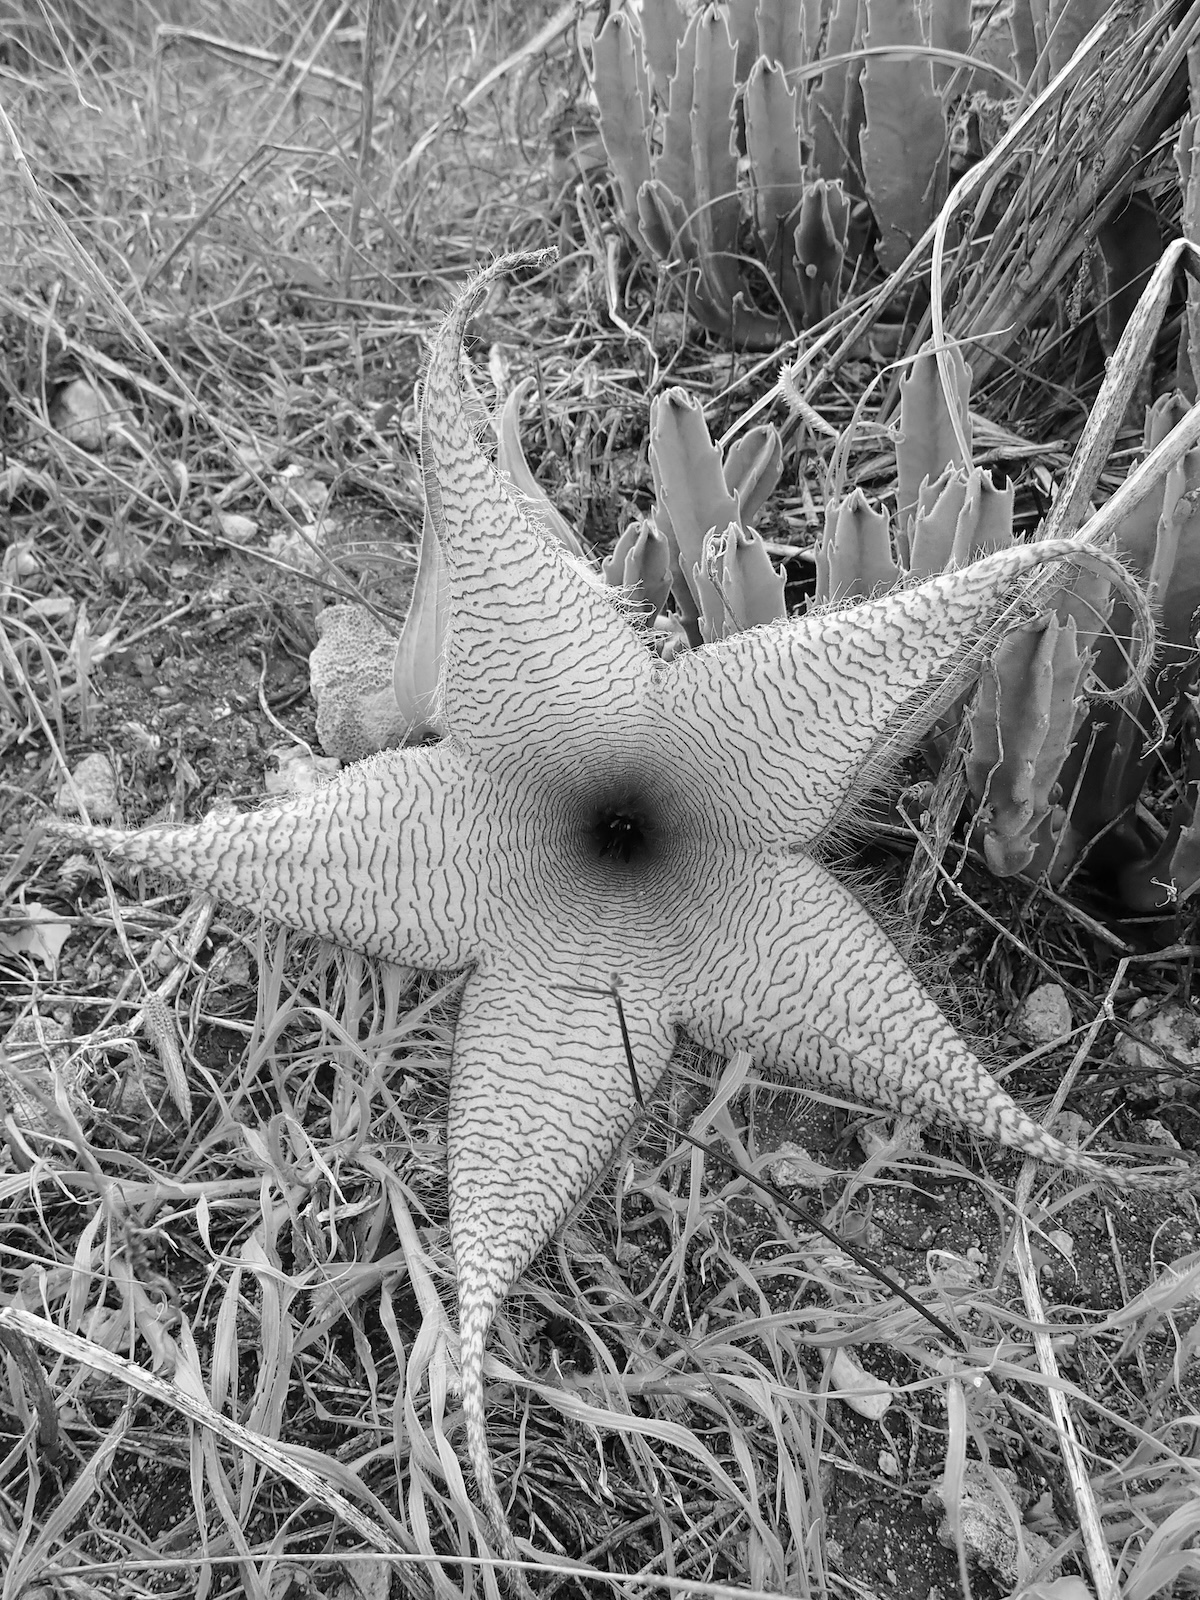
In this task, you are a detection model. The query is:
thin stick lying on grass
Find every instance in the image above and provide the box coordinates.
[569,979,974,1348]
[400,2,576,176]
[155,23,363,93]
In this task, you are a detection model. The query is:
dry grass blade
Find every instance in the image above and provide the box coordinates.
[1042,239,1200,542]
[783,1,1198,435]
[0,1306,418,1565]
[153,25,366,93]
[3,1397,130,1597]
[1011,962,1132,1600]
[948,1,1200,397]
[400,3,577,177]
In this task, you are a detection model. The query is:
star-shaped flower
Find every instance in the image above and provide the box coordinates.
[47,251,1186,1567]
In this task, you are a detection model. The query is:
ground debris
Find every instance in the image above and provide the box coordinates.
[924,1461,1062,1587]
[1013,982,1073,1044]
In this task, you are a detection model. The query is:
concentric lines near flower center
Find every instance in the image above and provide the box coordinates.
[47,249,1192,1574]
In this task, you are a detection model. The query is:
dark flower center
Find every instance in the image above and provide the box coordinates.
[584,791,659,868]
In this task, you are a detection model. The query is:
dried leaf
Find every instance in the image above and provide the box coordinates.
[766,1141,839,1188]
[829,1348,892,1420]
[49,375,134,449]
[0,904,73,973]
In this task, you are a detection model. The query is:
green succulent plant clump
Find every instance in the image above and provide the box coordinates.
[588,0,979,344]
[817,346,1200,909]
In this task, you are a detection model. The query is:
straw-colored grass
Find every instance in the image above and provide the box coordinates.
[3,4,1200,1598]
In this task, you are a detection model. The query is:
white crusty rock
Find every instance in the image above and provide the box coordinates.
[309,603,408,762]
[1116,998,1200,1098]
[1013,982,1072,1045]
[925,1462,1061,1586]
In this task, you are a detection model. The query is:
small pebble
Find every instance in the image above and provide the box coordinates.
[215,512,257,544]
[1116,999,1200,1081]
[1047,1229,1075,1261]
[56,752,121,824]
[1013,983,1072,1045]
[766,1141,837,1188]
[1139,1117,1181,1150]
[926,1250,981,1289]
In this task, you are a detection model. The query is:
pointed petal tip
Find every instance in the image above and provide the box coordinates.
[434,248,559,356]
[420,247,559,551]
[41,816,135,854]
[39,812,239,892]
[459,1292,523,1568]
[444,971,674,1569]
[468,245,559,292]
[997,1107,1200,1195]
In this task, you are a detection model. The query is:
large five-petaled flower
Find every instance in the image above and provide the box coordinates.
[49,252,1182,1567]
